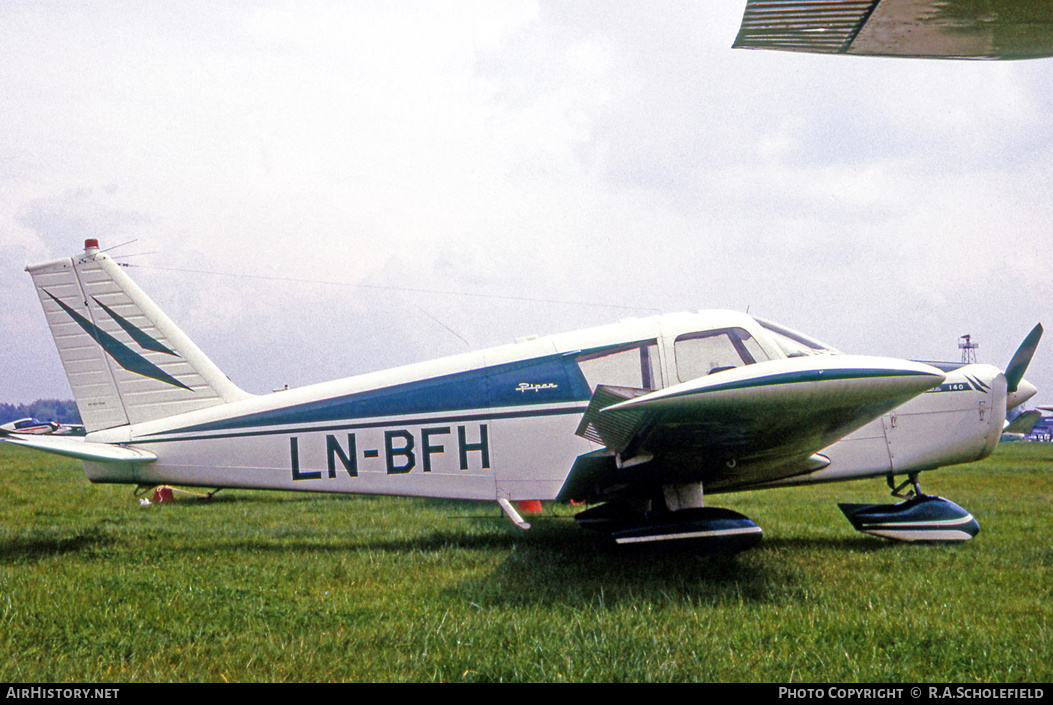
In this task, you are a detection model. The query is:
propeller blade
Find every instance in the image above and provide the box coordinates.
[1005,323,1043,394]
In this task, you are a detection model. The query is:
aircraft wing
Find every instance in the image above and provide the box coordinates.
[561,355,944,501]
[733,0,1053,60]
[0,430,156,464]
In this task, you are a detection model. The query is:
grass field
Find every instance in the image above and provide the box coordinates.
[1,442,1050,683]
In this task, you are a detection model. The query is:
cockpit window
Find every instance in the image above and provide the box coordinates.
[674,328,769,382]
[756,318,837,358]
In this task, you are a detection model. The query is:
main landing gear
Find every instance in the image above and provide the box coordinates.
[838,472,980,543]
[574,483,763,554]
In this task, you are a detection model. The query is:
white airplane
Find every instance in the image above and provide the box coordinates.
[1002,409,1043,441]
[0,240,1041,551]
[0,416,85,436]
[0,417,59,435]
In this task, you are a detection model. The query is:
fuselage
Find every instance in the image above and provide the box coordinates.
[82,310,1010,502]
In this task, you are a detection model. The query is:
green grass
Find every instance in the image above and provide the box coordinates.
[1,442,1050,682]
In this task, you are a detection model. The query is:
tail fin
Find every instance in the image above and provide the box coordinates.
[27,240,252,432]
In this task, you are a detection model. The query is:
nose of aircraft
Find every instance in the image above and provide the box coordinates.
[1006,379,1038,410]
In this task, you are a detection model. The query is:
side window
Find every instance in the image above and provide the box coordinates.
[576,341,662,392]
[674,328,768,382]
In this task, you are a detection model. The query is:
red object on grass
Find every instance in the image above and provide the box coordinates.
[517,500,543,515]
[153,486,175,503]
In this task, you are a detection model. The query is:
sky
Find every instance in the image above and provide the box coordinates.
[1,1,1050,409]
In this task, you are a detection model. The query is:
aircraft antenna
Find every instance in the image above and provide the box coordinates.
[959,334,978,364]
[121,263,660,314]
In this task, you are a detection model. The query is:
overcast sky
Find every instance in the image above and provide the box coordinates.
[1,1,1050,409]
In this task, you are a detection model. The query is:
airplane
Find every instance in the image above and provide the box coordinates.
[0,240,1042,551]
[0,417,85,436]
[1001,408,1043,441]
[0,418,59,435]
[1029,411,1053,442]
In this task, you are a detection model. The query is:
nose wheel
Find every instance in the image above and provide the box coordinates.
[839,472,980,543]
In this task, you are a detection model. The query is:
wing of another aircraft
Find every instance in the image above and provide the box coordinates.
[734,0,1053,60]
[562,355,945,502]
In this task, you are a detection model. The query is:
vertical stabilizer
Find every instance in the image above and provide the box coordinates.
[27,240,253,432]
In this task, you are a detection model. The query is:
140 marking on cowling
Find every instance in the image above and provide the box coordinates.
[289,424,490,481]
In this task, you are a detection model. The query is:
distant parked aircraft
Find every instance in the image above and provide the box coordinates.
[0,417,86,436]
[0,418,57,435]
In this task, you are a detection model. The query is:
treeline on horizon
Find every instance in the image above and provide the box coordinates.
[0,400,81,425]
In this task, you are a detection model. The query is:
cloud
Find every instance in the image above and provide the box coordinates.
[0,1,1049,404]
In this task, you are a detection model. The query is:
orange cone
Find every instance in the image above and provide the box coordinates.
[517,500,543,515]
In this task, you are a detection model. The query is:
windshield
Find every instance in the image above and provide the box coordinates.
[756,318,839,358]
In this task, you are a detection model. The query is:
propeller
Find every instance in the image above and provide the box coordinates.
[1004,323,1042,410]
[1005,323,1042,394]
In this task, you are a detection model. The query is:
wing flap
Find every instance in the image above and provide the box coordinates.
[575,385,651,450]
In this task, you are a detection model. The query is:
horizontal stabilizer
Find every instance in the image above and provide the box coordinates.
[0,431,156,464]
